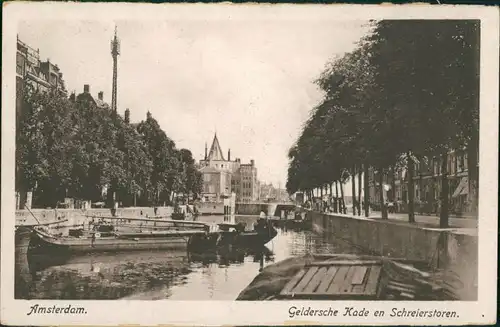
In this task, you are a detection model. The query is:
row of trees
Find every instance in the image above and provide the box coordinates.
[16,83,203,209]
[287,20,480,227]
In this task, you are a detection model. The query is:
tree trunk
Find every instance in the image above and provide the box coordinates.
[357,165,362,216]
[467,132,479,215]
[320,186,324,212]
[391,165,397,202]
[334,181,339,213]
[379,168,388,219]
[407,152,415,223]
[440,152,449,228]
[329,183,333,210]
[339,181,346,214]
[363,165,369,217]
[351,166,357,215]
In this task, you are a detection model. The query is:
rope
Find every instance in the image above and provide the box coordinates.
[25,206,41,225]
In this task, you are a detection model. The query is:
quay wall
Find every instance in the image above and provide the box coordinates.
[197,202,225,215]
[307,211,478,300]
[235,203,277,216]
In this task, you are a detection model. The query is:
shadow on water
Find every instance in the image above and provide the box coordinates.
[17,245,277,300]
[188,245,275,270]
[19,249,193,300]
[15,215,368,300]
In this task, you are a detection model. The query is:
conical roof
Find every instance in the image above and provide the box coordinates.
[208,133,225,161]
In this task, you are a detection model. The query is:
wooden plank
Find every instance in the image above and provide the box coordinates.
[388,280,417,290]
[308,260,380,267]
[386,284,416,294]
[351,266,368,285]
[364,266,382,296]
[303,267,327,293]
[326,266,350,294]
[280,269,306,296]
[312,254,428,266]
[351,281,366,294]
[341,266,358,293]
[316,266,338,293]
[281,292,372,299]
[292,266,319,293]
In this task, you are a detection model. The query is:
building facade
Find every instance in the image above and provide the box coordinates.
[238,161,259,203]
[259,183,288,202]
[368,148,478,215]
[16,37,68,209]
[199,134,259,203]
[17,36,67,98]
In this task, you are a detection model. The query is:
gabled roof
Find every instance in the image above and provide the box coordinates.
[208,133,225,161]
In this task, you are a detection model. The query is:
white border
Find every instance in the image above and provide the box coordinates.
[2,3,498,326]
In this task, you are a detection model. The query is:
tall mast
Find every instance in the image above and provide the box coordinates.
[110,25,120,112]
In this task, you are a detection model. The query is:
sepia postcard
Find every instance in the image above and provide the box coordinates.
[1,2,498,326]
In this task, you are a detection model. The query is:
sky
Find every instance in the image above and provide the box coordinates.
[19,19,371,187]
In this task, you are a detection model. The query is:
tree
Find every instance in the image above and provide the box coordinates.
[287,20,479,228]
[16,83,198,209]
[366,20,480,226]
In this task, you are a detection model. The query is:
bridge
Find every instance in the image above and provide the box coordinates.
[235,202,297,217]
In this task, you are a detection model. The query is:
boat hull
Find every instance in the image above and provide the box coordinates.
[29,230,191,255]
[218,229,277,249]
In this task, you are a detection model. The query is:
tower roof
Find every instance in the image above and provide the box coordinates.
[208,133,225,161]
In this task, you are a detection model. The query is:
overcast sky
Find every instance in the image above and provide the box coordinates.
[19,19,370,187]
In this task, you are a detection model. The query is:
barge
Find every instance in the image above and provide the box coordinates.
[237,254,463,301]
[25,216,278,257]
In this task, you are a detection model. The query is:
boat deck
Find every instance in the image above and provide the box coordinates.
[279,260,383,299]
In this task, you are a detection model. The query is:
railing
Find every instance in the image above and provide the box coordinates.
[85,215,209,229]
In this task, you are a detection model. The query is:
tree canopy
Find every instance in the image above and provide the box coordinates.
[287,20,480,226]
[16,86,203,208]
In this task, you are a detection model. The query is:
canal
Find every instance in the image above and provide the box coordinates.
[16,215,367,300]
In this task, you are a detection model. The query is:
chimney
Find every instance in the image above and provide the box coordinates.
[84,84,90,94]
[98,91,103,101]
[124,108,130,124]
[250,159,255,166]
[204,142,208,160]
[228,149,231,161]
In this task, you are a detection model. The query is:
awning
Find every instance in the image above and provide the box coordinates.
[452,177,469,198]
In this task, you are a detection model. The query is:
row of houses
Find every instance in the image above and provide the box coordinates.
[368,148,478,216]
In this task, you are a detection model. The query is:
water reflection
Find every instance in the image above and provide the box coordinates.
[16,215,367,300]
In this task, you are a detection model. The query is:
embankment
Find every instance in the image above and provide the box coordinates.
[307,211,478,300]
[235,203,296,216]
[235,203,277,216]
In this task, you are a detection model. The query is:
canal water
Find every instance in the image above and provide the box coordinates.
[16,215,367,300]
